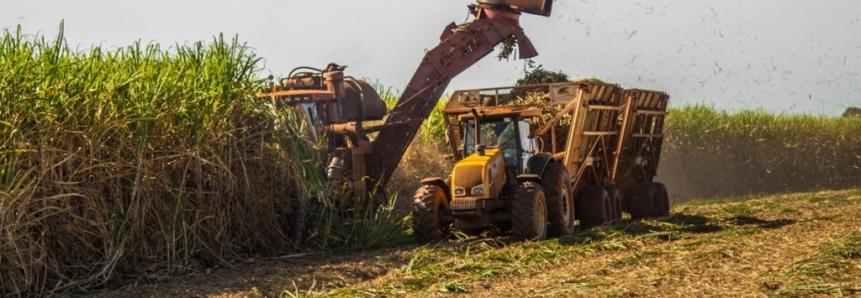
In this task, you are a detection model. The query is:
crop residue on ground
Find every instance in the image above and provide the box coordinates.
[99,188,861,298]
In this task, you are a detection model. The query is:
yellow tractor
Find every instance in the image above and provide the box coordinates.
[413,81,670,242]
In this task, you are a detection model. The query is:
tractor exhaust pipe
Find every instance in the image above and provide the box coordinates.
[470,108,485,156]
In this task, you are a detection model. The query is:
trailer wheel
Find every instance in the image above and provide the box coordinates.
[653,182,670,217]
[605,186,623,221]
[576,186,610,228]
[543,163,575,237]
[412,185,449,243]
[511,182,548,241]
[627,183,656,220]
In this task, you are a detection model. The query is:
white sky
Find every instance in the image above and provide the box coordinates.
[2,0,860,115]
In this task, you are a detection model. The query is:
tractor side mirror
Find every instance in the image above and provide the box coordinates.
[525,119,537,139]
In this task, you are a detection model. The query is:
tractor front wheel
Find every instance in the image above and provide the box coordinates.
[511,182,548,241]
[412,185,449,243]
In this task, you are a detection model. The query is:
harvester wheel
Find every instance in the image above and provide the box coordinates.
[511,182,548,241]
[653,182,670,217]
[412,185,449,243]
[626,183,656,220]
[605,186,623,221]
[576,186,611,228]
[543,163,575,237]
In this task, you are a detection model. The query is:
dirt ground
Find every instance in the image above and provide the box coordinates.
[95,248,419,298]
[96,189,861,298]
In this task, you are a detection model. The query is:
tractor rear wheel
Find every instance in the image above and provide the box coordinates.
[653,182,670,217]
[412,185,449,243]
[511,182,548,241]
[576,186,610,228]
[626,183,656,220]
[543,163,575,237]
[605,186,623,221]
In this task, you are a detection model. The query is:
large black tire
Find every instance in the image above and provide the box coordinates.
[511,182,548,241]
[412,185,449,243]
[605,186,623,221]
[575,186,610,228]
[626,183,655,220]
[542,163,575,237]
[653,182,670,217]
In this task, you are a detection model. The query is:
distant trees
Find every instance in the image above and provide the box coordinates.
[843,107,861,117]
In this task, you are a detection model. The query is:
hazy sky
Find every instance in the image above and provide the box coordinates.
[2,0,860,115]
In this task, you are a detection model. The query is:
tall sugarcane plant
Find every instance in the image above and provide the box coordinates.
[0,23,410,296]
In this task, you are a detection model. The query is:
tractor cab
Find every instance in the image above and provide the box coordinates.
[459,111,540,176]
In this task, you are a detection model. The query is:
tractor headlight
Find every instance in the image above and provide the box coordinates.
[453,186,466,197]
[471,185,487,196]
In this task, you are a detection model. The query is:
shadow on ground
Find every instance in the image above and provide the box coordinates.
[553,211,798,247]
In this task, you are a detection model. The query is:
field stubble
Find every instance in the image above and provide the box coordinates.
[99,189,861,297]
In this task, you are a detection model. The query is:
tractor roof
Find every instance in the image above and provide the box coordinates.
[455,108,543,122]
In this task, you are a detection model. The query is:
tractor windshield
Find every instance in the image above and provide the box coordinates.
[464,118,519,167]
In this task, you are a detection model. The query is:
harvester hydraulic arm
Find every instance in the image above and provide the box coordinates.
[366,4,539,186]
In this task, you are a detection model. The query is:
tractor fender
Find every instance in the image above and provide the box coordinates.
[516,173,542,185]
[420,177,452,209]
[525,153,555,177]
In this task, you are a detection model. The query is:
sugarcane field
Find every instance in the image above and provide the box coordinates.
[2,1,861,297]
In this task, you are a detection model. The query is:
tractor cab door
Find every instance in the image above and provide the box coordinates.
[517,119,540,175]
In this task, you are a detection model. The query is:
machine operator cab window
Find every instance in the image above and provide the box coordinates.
[463,117,539,173]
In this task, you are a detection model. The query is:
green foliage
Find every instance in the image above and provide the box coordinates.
[317,191,414,253]
[0,22,323,296]
[666,105,861,146]
[496,35,517,60]
[515,65,569,86]
[371,82,449,145]
[779,231,861,296]
[0,23,409,296]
